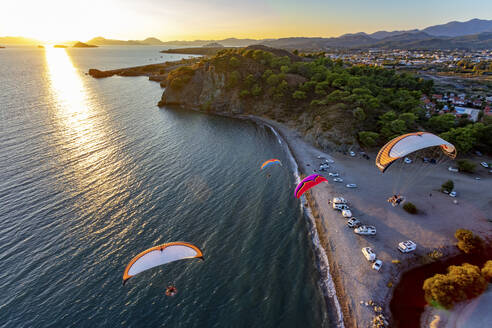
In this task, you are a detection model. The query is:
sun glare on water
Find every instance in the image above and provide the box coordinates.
[44,47,113,186]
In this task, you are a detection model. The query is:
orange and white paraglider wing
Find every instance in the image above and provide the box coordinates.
[375,132,456,173]
[123,242,203,284]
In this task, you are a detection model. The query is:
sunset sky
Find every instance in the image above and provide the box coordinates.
[2,0,491,42]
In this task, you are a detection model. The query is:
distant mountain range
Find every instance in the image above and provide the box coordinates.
[2,19,492,50]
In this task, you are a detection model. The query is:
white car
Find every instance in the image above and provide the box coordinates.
[332,197,347,204]
[328,172,339,177]
[341,209,352,218]
[362,247,376,262]
[448,166,458,172]
[398,240,416,253]
[347,217,361,228]
[333,178,344,182]
[404,157,412,164]
[449,191,457,197]
[325,159,335,164]
[333,203,349,211]
[317,155,324,159]
[349,151,356,157]
[481,162,489,168]
[319,165,329,171]
[346,184,357,188]
[372,259,383,271]
[354,225,376,235]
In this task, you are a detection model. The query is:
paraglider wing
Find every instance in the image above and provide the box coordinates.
[295,174,328,198]
[260,159,282,170]
[375,132,456,173]
[123,242,203,284]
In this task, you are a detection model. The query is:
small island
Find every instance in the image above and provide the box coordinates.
[73,41,98,48]
[53,45,68,48]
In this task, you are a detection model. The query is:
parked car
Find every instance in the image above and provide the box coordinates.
[475,151,483,156]
[328,172,339,177]
[317,155,325,159]
[332,197,347,204]
[333,203,349,211]
[346,184,357,188]
[319,165,329,171]
[448,166,458,172]
[372,259,383,271]
[333,178,344,182]
[349,151,356,157]
[362,247,376,262]
[398,240,416,253]
[325,159,335,164]
[354,225,376,235]
[404,157,412,164]
[449,191,457,197]
[347,217,361,228]
[481,162,489,168]
[341,209,352,218]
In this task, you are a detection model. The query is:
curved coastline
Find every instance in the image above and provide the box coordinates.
[250,116,346,328]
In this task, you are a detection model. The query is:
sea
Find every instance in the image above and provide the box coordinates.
[0,45,332,327]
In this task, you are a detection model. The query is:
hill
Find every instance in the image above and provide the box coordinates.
[73,41,98,48]
[423,18,492,37]
[86,37,157,45]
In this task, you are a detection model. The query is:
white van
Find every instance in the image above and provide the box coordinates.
[398,240,416,253]
[362,247,376,262]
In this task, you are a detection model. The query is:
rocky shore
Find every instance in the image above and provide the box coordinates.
[88,57,200,86]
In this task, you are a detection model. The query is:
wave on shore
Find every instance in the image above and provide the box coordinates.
[260,121,345,328]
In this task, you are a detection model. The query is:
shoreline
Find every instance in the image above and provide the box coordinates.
[249,116,346,328]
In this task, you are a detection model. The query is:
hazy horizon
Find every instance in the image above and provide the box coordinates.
[2,0,492,44]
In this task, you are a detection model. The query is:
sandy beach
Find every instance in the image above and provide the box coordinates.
[249,115,492,328]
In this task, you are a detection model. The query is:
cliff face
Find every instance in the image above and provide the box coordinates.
[159,48,358,151]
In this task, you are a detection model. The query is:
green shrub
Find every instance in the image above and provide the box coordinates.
[239,90,250,98]
[455,229,483,253]
[423,263,487,309]
[358,131,379,147]
[251,84,262,97]
[441,180,454,193]
[482,261,492,282]
[292,90,307,100]
[457,159,476,173]
[229,56,240,68]
[227,70,240,88]
[403,202,417,214]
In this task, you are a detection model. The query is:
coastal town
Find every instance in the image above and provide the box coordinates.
[326,49,492,73]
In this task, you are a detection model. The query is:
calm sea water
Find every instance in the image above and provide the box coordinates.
[0,46,330,327]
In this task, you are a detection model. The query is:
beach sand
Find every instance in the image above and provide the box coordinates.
[250,116,492,328]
